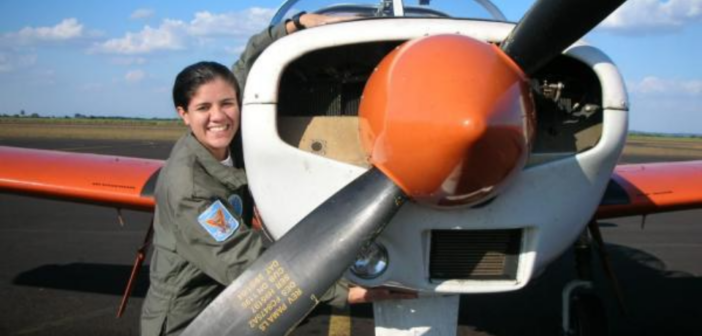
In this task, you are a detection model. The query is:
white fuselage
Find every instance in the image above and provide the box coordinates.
[242,18,628,293]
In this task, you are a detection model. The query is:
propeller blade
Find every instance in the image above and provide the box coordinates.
[501,0,627,76]
[182,167,406,336]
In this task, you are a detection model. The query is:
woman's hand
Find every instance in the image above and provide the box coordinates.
[300,13,354,28]
[347,286,418,304]
[286,13,356,34]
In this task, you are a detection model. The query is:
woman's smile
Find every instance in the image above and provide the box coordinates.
[178,77,240,160]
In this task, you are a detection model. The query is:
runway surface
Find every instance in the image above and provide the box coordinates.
[0,138,700,336]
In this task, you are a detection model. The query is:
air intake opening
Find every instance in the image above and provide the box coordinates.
[429,229,521,281]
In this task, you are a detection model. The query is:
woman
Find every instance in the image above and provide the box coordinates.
[140,61,278,336]
[142,61,354,335]
[142,61,413,336]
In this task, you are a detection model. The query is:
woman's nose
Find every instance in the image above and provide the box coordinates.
[210,105,226,120]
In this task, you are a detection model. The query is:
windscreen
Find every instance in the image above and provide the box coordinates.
[270,0,506,24]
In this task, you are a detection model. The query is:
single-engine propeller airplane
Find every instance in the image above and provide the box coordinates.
[2,0,702,335]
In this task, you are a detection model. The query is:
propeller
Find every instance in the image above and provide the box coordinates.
[183,1,628,335]
[501,0,627,76]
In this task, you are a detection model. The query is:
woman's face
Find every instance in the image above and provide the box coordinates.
[177,77,239,160]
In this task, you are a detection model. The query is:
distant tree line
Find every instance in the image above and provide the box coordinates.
[1,109,41,118]
[629,131,702,139]
[0,110,178,121]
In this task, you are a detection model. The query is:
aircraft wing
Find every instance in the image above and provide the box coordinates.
[0,146,161,211]
[3,145,701,220]
[597,160,702,219]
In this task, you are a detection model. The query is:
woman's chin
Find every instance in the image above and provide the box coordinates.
[201,135,233,156]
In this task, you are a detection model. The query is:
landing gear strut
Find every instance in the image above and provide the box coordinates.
[562,280,607,336]
[116,218,154,318]
[562,219,625,336]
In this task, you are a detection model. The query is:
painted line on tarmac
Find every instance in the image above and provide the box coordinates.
[57,141,159,152]
[328,306,351,336]
[634,243,702,248]
[57,145,128,152]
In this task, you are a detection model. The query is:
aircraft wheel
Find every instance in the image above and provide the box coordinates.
[569,294,608,336]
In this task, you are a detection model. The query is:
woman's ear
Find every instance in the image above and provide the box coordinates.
[177,106,190,126]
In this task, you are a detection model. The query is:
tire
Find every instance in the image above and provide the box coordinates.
[569,294,608,336]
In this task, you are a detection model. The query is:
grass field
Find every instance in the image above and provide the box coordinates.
[0,118,186,141]
[623,136,702,160]
[2,119,702,159]
[0,117,181,126]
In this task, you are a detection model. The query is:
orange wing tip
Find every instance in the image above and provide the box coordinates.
[597,161,702,218]
[0,146,162,210]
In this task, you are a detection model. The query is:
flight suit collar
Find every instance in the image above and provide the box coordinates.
[183,132,247,190]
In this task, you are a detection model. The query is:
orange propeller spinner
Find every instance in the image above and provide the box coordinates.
[360,35,536,206]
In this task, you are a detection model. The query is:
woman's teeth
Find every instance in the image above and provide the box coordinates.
[209,125,228,132]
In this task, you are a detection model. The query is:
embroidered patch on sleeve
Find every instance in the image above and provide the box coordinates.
[228,194,243,217]
[197,200,240,242]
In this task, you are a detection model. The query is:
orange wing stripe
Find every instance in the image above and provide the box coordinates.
[597,160,702,219]
[0,146,162,211]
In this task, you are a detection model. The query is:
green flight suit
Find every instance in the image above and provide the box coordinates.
[141,132,265,336]
[231,21,288,97]
[142,23,349,336]
[141,133,348,335]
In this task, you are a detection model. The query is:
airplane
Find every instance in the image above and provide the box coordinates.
[1,0,702,335]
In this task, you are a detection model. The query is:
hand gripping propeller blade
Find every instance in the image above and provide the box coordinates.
[182,168,406,336]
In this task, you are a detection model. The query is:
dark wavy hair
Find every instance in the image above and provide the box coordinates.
[172,61,239,110]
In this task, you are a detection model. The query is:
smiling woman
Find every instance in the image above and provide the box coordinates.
[173,62,240,161]
[178,83,239,160]
[140,61,267,336]
[141,60,361,336]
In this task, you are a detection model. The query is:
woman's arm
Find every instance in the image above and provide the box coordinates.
[231,14,355,96]
[164,188,266,285]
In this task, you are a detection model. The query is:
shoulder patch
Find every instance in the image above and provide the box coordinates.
[228,194,244,217]
[197,200,240,242]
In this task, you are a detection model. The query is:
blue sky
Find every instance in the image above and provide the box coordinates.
[0,0,701,134]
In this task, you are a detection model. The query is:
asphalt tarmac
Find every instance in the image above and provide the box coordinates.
[0,138,700,336]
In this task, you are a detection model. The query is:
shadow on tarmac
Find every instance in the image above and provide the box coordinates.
[12,239,702,336]
[454,241,702,336]
[14,264,150,298]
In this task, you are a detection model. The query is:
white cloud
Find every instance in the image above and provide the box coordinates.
[131,8,155,20]
[111,57,147,66]
[0,18,102,49]
[0,54,11,72]
[93,19,187,54]
[125,69,146,83]
[92,7,275,55]
[628,76,702,95]
[601,0,702,34]
[0,52,37,72]
[187,8,275,37]
[14,18,84,42]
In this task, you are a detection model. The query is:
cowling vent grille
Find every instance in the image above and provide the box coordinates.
[429,229,521,281]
